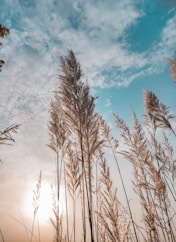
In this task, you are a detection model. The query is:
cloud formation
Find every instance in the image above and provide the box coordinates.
[0,0,175,164]
[1,0,175,92]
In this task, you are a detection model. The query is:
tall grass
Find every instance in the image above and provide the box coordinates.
[48,50,103,242]
[30,170,42,242]
[47,50,176,242]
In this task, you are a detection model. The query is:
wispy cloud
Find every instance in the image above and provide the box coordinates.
[105,98,112,107]
[0,0,144,123]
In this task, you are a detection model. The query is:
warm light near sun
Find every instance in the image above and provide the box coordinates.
[23,181,66,224]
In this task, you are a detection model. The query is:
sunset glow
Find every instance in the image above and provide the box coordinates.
[23,181,66,225]
[23,181,53,223]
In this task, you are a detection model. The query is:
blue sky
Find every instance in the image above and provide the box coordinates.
[0,0,175,126]
[0,0,176,241]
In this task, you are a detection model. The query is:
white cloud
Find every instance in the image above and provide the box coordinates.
[105,98,112,107]
[0,0,145,123]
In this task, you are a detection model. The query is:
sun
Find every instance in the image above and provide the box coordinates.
[23,180,66,224]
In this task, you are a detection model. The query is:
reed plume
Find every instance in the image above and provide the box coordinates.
[66,147,81,242]
[143,89,176,135]
[47,50,176,242]
[99,115,138,241]
[167,58,176,83]
[0,124,20,146]
[30,170,42,242]
[98,155,130,242]
[48,50,103,242]
[114,95,176,241]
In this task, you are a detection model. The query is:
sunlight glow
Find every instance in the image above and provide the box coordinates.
[23,181,66,224]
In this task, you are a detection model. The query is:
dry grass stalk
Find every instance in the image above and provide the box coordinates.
[0,124,20,146]
[47,50,176,242]
[48,100,70,241]
[99,115,139,242]
[30,170,42,242]
[66,148,81,242]
[115,97,176,241]
[0,228,5,242]
[115,114,156,241]
[57,50,103,242]
[51,186,65,242]
[167,58,176,83]
[143,90,176,136]
[98,157,130,242]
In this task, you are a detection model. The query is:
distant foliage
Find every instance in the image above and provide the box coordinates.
[0,24,10,72]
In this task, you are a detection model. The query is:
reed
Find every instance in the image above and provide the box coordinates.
[30,171,42,242]
[46,50,176,242]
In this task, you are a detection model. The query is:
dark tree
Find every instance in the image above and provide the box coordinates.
[0,24,10,72]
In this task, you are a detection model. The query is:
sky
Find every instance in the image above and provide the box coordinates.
[0,0,176,241]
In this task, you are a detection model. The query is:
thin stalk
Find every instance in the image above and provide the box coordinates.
[74,136,87,242]
[163,199,175,242]
[137,158,161,242]
[80,132,94,242]
[64,162,70,242]
[19,211,30,242]
[30,171,42,242]
[0,228,5,242]
[108,140,139,242]
[56,150,60,203]
[164,176,176,202]
[37,215,41,242]
[150,128,175,241]
[95,159,99,242]
[73,195,76,242]
[30,208,37,242]
[80,173,86,242]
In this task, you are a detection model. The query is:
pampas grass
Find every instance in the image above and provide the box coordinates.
[30,171,42,242]
[167,58,176,83]
[48,50,103,242]
[46,50,176,242]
